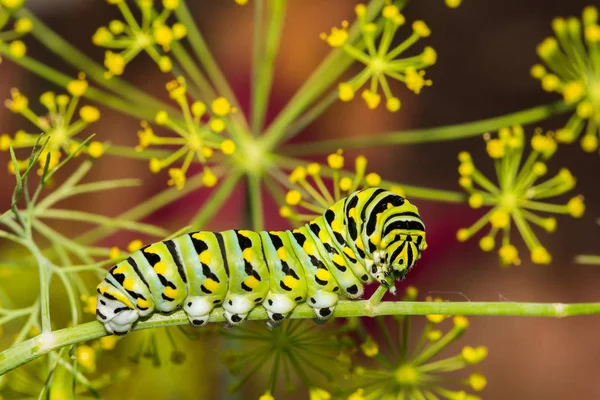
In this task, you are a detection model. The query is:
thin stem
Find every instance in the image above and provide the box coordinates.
[0,43,159,121]
[247,173,264,231]
[1,299,599,376]
[190,170,243,230]
[251,0,286,134]
[274,155,466,203]
[15,9,180,116]
[174,2,242,115]
[75,169,213,245]
[36,209,168,238]
[280,101,574,155]
[260,0,387,150]
[575,255,600,265]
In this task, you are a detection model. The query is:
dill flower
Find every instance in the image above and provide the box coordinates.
[321,4,436,111]
[93,0,187,77]
[457,126,585,266]
[220,320,353,398]
[138,76,237,189]
[531,6,600,153]
[0,0,30,61]
[1,73,103,174]
[338,287,487,399]
[279,149,405,222]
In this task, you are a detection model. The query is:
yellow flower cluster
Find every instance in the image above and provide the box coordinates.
[0,0,31,61]
[345,287,487,400]
[321,4,436,112]
[280,149,404,222]
[137,77,237,189]
[1,73,104,174]
[93,0,187,77]
[457,126,585,266]
[532,6,600,153]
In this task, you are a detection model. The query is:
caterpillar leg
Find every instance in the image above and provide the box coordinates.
[223,295,254,326]
[264,293,297,329]
[308,290,338,322]
[96,296,140,335]
[183,296,214,327]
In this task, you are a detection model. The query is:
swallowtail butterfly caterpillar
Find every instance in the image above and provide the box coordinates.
[96,187,427,335]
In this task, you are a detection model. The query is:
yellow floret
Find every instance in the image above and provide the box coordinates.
[338,82,355,101]
[80,106,100,123]
[211,97,232,116]
[412,20,431,37]
[220,139,236,155]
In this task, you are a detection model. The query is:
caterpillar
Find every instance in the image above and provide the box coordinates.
[96,187,427,335]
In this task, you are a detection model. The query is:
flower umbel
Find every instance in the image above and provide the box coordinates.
[457,126,585,266]
[321,4,436,111]
[279,149,404,222]
[1,73,103,174]
[138,77,237,189]
[220,320,352,398]
[0,0,31,61]
[532,6,600,153]
[338,287,487,400]
[93,0,187,77]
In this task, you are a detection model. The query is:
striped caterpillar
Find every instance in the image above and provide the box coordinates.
[96,187,427,335]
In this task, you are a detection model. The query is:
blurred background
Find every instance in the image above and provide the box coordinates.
[1,1,600,399]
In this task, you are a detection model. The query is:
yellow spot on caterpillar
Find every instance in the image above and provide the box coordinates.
[143,245,159,254]
[244,275,259,290]
[238,230,252,237]
[123,278,135,291]
[192,232,209,240]
[153,261,167,275]
[318,230,328,243]
[137,298,150,308]
[343,247,356,258]
[376,212,382,220]
[349,208,356,219]
[110,290,134,309]
[370,234,381,246]
[242,248,254,261]
[199,251,211,265]
[283,275,298,289]
[331,219,342,232]
[332,254,346,266]
[113,265,126,274]
[316,269,331,281]
[204,278,218,292]
[356,237,365,251]
[387,202,393,209]
[277,247,287,261]
[303,240,314,254]
[164,287,177,299]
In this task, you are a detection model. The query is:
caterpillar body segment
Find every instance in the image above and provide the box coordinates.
[96,188,427,335]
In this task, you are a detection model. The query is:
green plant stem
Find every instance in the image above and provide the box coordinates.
[247,173,264,231]
[25,243,52,333]
[575,255,600,265]
[190,170,243,230]
[260,0,387,150]
[15,9,180,116]
[171,41,216,100]
[174,2,243,120]
[2,298,599,376]
[280,101,574,155]
[0,43,159,121]
[251,0,286,135]
[36,209,168,238]
[275,155,466,203]
[75,169,217,245]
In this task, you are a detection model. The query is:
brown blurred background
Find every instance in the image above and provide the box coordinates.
[1,1,600,399]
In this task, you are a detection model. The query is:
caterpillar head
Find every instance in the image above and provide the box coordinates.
[365,195,427,294]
